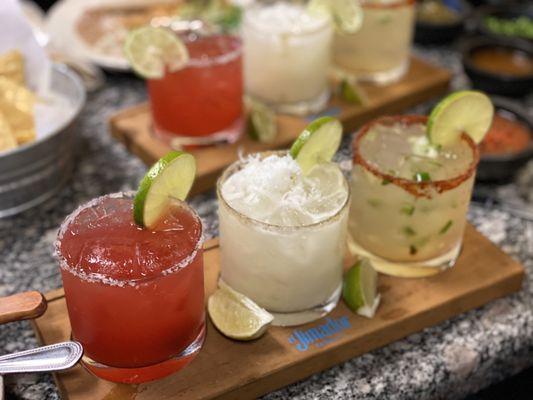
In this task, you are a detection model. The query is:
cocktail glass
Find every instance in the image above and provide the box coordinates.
[349,115,480,277]
[217,152,350,326]
[55,192,205,383]
[148,33,243,146]
[242,1,333,115]
[333,0,415,85]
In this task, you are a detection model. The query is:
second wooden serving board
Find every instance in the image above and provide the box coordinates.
[109,56,451,195]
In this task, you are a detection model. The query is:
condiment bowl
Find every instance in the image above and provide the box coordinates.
[477,96,533,182]
[473,4,533,45]
[415,0,471,45]
[461,37,533,97]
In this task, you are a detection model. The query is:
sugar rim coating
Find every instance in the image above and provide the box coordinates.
[352,115,480,199]
[217,151,351,232]
[54,191,204,287]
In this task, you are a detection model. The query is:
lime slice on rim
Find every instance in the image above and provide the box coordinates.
[343,259,381,318]
[208,281,274,341]
[247,100,278,143]
[427,91,494,147]
[308,0,363,34]
[133,151,196,229]
[290,116,343,175]
[124,26,189,79]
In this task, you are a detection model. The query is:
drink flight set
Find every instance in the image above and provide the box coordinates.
[55,86,494,383]
[38,0,498,390]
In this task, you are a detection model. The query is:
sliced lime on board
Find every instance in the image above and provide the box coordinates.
[308,0,363,34]
[208,281,274,341]
[427,91,494,147]
[134,151,196,229]
[124,26,189,79]
[338,79,368,106]
[247,100,278,143]
[290,116,343,174]
[343,259,381,318]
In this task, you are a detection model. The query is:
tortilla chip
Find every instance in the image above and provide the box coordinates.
[0,111,17,152]
[0,50,25,85]
[0,77,36,144]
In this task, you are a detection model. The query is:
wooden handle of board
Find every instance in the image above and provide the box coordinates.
[0,291,47,325]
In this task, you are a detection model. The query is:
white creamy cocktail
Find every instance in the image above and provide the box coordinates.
[242,1,332,115]
[218,151,349,326]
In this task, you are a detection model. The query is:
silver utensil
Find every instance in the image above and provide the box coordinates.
[0,341,83,375]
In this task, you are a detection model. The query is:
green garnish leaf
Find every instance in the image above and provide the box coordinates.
[382,179,391,186]
[439,220,453,235]
[402,226,417,237]
[414,172,431,182]
[400,205,415,216]
[367,199,382,208]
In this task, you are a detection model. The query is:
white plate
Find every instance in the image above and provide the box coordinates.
[46,0,180,71]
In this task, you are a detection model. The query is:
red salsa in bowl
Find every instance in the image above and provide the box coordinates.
[480,111,531,155]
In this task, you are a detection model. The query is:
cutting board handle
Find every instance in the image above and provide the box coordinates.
[0,291,47,325]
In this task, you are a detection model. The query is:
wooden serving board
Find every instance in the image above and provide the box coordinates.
[110,56,451,195]
[32,225,524,400]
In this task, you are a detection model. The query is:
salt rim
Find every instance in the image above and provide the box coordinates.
[182,34,242,69]
[54,191,204,288]
[353,115,480,199]
[217,151,351,232]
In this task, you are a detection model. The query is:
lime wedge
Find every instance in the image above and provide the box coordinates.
[133,151,196,228]
[343,259,381,318]
[124,26,189,79]
[290,116,343,174]
[208,281,274,341]
[338,79,368,106]
[247,100,278,143]
[308,0,363,34]
[427,91,494,147]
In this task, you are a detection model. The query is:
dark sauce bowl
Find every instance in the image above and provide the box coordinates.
[476,96,533,182]
[461,37,533,97]
[415,0,471,45]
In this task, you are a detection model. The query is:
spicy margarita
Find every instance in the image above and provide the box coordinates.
[148,34,243,146]
[55,192,205,383]
[349,115,479,277]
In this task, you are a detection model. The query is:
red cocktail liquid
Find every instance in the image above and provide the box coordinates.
[56,193,205,383]
[148,34,243,145]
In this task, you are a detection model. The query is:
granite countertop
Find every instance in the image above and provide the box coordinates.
[0,46,532,400]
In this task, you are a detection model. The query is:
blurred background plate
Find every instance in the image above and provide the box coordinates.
[0,64,85,218]
[45,0,182,72]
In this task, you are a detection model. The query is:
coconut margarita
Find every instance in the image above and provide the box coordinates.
[217,117,349,326]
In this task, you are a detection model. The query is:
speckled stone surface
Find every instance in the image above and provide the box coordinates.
[0,46,532,400]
